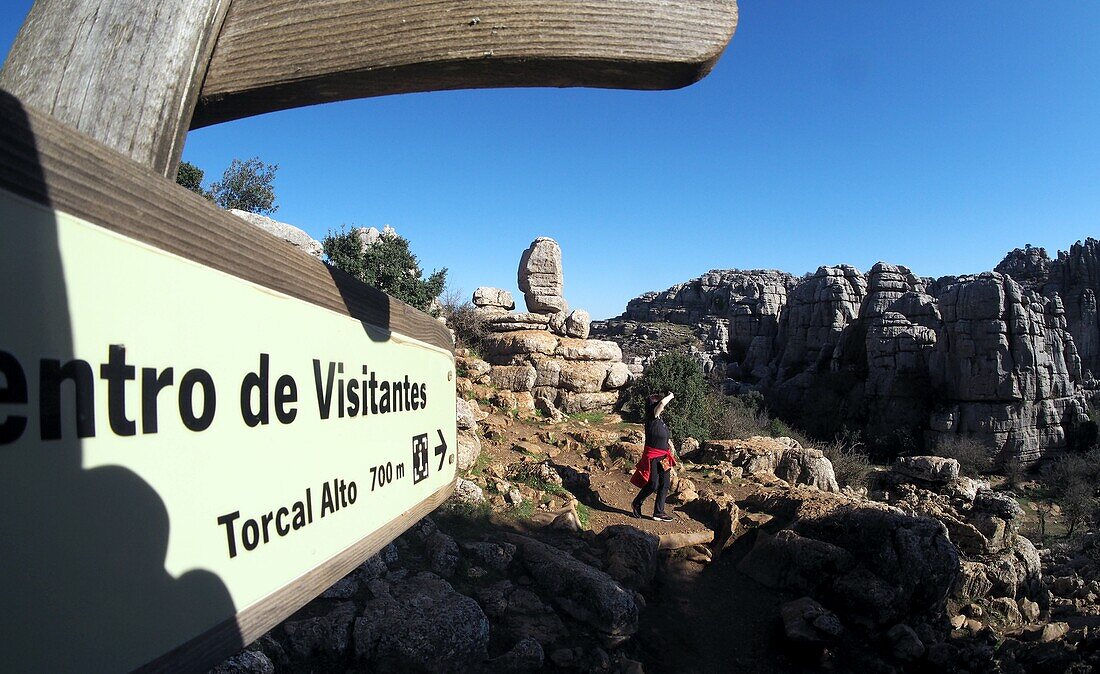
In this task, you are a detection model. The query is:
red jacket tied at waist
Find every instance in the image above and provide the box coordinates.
[630,446,676,489]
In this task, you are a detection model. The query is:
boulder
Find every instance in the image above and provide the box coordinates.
[534,396,566,421]
[457,430,482,472]
[210,650,275,674]
[450,478,485,505]
[503,533,639,639]
[954,560,998,602]
[482,331,561,360]
[974,488,1025,520]
[426,531,460,578]
[489,365,537,392]
[559,361,612,394]
[775,447,840,493]
[283,601,357,659]
[698,438,784,474]
[457,355,492,384]
[518,238,566,315]
[599,525,660,590]
[945,476,982,501]
[793,504,960,626]
[1019,597,1041,623]
[892,456,960,483]
[473,287,515,310]
[476,581,569,647]
[487,637,545,672]
[230,210,323,258]
[987,596,1023,628]
[548,311,568,336]
[738,529,855,593]
[885,624,925,661]
[354,573,489,671]
[604,362,632,389]
[1022,621,1070,643]
[558,391,621,414]
[780,597,843,646]
[462,541,516,573]
[565,310,591,339]
[555,338,623,362]
[456,398,477,431]
[483,312,552,333]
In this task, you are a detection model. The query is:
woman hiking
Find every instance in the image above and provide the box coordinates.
[630,392,677,522]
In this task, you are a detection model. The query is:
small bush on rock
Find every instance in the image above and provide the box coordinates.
[932,435,994,476]
[819,435,873,489]
[438,289,486,352]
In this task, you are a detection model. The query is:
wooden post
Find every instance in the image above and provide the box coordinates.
[1,0,232,177]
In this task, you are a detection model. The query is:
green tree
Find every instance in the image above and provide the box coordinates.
[209,157,279,214]
[175,160,211,199]
[626,353,713,443]
[322,228,447,312]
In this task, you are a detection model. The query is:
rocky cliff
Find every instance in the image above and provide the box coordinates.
[594,239,1100,463]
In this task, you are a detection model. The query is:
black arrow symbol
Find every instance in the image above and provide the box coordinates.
[435,429,448,471]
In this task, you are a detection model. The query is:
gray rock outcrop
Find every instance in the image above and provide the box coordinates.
[473,287,515,311]
[231,210,323,258]
[595,236,1100,463]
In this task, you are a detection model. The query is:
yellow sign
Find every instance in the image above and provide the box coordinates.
[0,189,456,672]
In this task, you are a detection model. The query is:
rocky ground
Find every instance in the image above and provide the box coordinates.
[211,354,1100,674]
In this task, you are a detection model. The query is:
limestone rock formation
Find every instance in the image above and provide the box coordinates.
[473,287,515,311]
[697,436,840,492]
[230,209,323,258]
[518,237,568,315]
[355,224,397,249]
[599,269,797,377]
[596,236,1100,463]
[470,238,632,414]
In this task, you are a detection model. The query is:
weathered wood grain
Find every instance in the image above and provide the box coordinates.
[0,0,231,177]
[194,0,739,126]
[137,482,455,673]
[0,92,455,354]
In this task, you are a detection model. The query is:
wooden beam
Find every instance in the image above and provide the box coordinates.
[0,0,232,177]
[0,91,454,354]
[194,0,739,127]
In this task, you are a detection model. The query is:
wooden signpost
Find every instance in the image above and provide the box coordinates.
[0,1,737,671]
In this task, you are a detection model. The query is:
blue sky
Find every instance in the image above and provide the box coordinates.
[4,2,1100,319]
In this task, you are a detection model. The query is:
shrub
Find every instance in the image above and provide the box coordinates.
[710,392,770,440]
[175,160,211,198]
[932,434,994,476]
[1043,448,1100,497]
[626,353,714,444]
[438,288,486,352]
[1002,458,1027,491]
[819,435,873,489]
[323,227,447,312]
[1062,478,1098,536]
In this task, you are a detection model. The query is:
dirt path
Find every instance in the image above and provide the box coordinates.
[482,414,819,673]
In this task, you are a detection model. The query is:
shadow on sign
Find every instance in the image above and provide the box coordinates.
[0,91,241,672]
[323,263,394,342]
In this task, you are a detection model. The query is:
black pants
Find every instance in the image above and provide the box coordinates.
[633,458,670,516]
